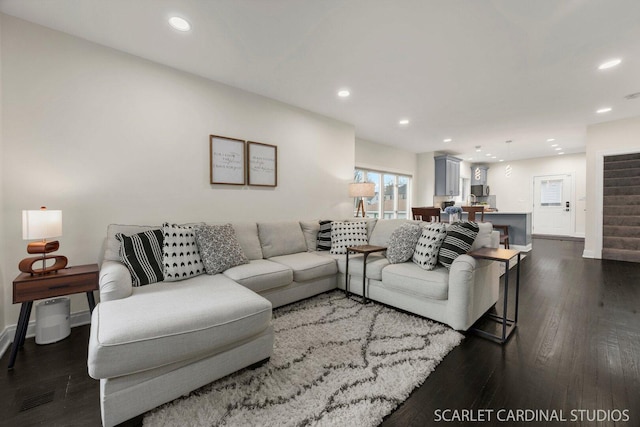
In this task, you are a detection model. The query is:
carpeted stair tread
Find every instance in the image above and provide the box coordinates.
[603,195,640,206]
[603,215,640,227]
[604,168,640,179]
[606,153,640,161]
[603,225,640,239]
[603,236,640,251]
[603,205,640,216]
[604,186,640,196]
[603,158,640,170]
[602,248,640,263]
[603,176,640,188]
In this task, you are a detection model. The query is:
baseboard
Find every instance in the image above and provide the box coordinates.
[0,309,92,360]
[582,250,598,259]
[511,243,533,253]
[532,234,585,242]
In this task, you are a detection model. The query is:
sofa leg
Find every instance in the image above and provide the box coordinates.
[247,357,270,370]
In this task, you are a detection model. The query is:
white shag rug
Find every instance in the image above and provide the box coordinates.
[143,291,463,427]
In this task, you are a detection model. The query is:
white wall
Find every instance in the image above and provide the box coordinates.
[1,15,355,328]
[355,138,417,202]
[487,153,586,236]
[416,152,436,206]
[584,115,640,257]
[0,14,5,334]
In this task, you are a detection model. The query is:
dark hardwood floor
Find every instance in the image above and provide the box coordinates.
[1,238,638,426]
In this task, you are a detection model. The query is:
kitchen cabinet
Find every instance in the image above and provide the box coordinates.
[470,165,488,186]
[435,155,461,196]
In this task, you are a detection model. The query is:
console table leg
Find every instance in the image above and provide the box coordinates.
[86,291,96,313]
[502,261,510,342]
[8,302,32,370]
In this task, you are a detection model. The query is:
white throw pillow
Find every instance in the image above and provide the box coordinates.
[162,223,204,281]
[413,223,447,270]
[329,221,368,255]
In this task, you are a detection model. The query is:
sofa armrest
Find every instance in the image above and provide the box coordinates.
[99,260,133,302]
[446,254,499,330]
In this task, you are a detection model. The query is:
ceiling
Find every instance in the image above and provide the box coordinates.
[2,0,640,163]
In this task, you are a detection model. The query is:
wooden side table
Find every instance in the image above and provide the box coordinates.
[345,245,387,303]
[8,264,99,369]
[467,248,521,344]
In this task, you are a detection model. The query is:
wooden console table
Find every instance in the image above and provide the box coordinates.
[467,248,521,344]
[8,264,99,369]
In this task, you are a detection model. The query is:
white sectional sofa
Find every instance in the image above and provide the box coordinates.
[88,218,499,426]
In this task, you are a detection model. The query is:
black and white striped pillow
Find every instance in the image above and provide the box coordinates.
[317,220,333,251]
[116,229,164,286]
[438,221,479,269]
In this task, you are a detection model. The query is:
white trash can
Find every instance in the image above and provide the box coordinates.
[35,297,71,344]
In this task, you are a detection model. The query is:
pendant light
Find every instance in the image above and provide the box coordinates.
[505,140,513,177]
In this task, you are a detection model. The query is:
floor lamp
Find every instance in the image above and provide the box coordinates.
[349,182,375,217]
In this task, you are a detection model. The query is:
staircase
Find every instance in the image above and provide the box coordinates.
[602,152,640,263]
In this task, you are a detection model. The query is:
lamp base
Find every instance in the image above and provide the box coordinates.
[355,200,366,218]
[19,255,68,275]
[27,240,60,254]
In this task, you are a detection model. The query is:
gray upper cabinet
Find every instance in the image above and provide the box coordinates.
[435,155,462,196]
[470,165,488,186]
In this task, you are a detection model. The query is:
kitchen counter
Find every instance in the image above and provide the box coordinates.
[441,211,532,251]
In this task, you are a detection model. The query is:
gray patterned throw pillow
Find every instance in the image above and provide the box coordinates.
[413,223,447,270]
[386,222,422,264]
[194,224,248,274]
[162,223,204,281]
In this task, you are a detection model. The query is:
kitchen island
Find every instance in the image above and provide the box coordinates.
[441,211,532,251]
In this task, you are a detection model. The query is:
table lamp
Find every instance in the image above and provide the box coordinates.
[19,207,68,275]
[349,182,375,217]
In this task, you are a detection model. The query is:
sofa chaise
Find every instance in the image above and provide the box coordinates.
[88,218,499,426]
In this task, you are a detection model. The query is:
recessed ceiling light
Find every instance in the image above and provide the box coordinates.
[485,153,492,157]
[499,159,504,162]
[169,16,191,31]
[475,146,482,152]
[547,138,555,142]
[492,156,497,159]
[551,144,558,147]
[399,119,410,125]
[597,107,612,114]
[558,152,565,155]
[337,89,350,98]
[443,138,452,142]
[598,59,622,70]
[555,147,562,151]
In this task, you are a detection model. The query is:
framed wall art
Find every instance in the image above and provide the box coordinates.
[247,141,277,187]
[209,135,245,185]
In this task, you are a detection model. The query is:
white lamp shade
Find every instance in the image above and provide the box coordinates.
[22,209,62,240]
[348,182,376,198]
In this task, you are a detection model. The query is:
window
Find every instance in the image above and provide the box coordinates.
[354,168,411,219]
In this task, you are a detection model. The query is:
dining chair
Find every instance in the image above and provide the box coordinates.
[493,224,510,249]
[462,206,485,222]
[412,207,441,222]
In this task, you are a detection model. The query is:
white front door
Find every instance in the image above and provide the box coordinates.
[533,174,573,236]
